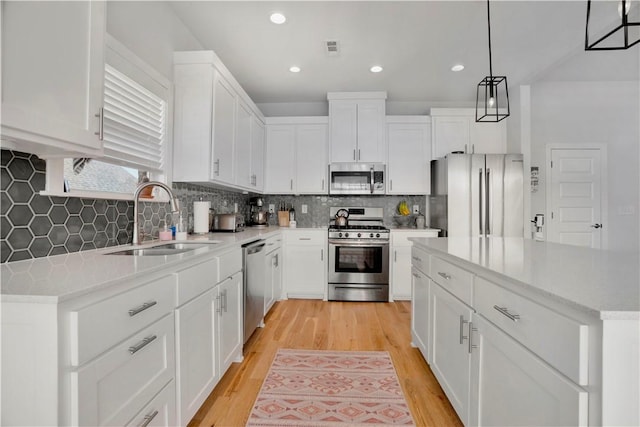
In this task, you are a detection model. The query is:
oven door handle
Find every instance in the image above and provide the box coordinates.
[328,239,389,246]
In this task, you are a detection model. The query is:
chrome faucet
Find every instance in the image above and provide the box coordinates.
[132,181,180,245]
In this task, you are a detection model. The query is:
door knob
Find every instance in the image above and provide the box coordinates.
[591,223,602,229]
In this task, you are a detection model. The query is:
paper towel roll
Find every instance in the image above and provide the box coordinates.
[193,201,211,234]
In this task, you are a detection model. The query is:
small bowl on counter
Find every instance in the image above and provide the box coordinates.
[393,214,414,228]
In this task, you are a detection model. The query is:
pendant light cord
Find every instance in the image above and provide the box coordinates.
[487,0,493,79]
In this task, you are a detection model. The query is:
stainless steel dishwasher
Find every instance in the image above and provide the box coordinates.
[242,239,266,344]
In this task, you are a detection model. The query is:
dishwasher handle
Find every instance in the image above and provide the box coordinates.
[243,239,266,255]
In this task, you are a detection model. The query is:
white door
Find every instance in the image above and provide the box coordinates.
[218,272,243,375]
[356,100,386,163]
[234,101,253,188]
[432,116,470,159]
[212,73,236,184]
[548,148,603,248]
[265,125,296,193]
[469,315,588,426]
[411,268,429,360]
[392,245,413,300]
[387,122,431,195]
[251,117,265,191]
[329,101,358,162]
[296,124,328,193]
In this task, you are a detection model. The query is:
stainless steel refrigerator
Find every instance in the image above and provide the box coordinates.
[429,154,524,237]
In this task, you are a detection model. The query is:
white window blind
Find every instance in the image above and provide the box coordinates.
[103,64,166,172]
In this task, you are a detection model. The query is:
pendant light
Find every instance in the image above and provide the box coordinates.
[476,0,510,123]
[585,0,639,50]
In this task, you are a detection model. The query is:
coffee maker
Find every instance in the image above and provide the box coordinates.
[248,197,269,227]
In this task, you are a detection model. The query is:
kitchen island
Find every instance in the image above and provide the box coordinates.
[409,236,639,426]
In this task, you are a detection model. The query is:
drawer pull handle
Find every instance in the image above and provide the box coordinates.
[459,315,468,344]
[411,256,422,262]
[493,305,520,322]
[438,272,451,280]
[299,237,312,240]
[139,410,159,427]
[128,335,157,355]
[216,294,222,314]
[128,300,157,317]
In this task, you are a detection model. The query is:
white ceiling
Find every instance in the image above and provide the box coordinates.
[168,1,638,107]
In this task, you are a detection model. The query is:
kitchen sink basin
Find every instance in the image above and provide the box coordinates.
[106,242,211,256]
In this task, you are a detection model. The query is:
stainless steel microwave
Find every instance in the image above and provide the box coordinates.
[329,163,385,195]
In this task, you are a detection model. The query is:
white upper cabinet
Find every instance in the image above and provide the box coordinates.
[250,117,265,191]
[211,73,236,185]
[386,116,432,195]
[173,51,265,191]
[1,1,106,157]
[328,92,386,163]
[265,117,328,195]
[234,100,253,188]
[431,108,506,159]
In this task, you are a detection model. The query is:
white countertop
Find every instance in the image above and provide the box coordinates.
[0,227,287,304]
[409,237,640,320]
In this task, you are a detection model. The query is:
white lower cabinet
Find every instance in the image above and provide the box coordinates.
[283,230,327,299]
[126,381,176,427]
[73,314,175,426]
[175,252,243,426]
[410,267,429,361]
[390,230,438,300]
[264,235,283,316]
[470,315,588,426]
[429,282,473,425]
[175,287,219,426]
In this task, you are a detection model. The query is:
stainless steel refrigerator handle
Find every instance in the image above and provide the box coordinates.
[479,169,484,235]
[370,167,374,194]
[486,168,491,235]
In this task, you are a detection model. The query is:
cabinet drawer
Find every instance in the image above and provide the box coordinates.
[475,277,588,385]
[430,256,473,306]
[70,275,175,366]
[265,234,282,252]
[219,248,242,279]
[175,258,218,306]
[392,230,438,246]
[411,247,430,276]
[284,230,326,245]
[73,314,175,426]
[126,380,176,427]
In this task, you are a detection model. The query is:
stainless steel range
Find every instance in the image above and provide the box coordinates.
[328,207,390,302]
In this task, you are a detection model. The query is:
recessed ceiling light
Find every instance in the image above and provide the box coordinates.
[289,66,301,73]
[451,64,465,72]
[370,65,383,73]
[270,13,286,24]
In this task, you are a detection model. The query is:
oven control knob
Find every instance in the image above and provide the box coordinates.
[376,233,380,238]
[357,233,362,238]
[370,233,374,238]
[338,232,343,238]
[345,233,349,238]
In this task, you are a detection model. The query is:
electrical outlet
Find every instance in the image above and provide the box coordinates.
[413,205,420,214]
[269,204,275,214]
[301,204,308,214]
[234,203,238,213]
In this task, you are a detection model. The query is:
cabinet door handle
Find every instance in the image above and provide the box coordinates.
[459,315,468,344]
[358,149,361,160]
[390,180,393,191]
[394,250,397,262]
[320,249,324,261]
[412,272,420,279]
[437,272,451,280]
[468,322,478,354]
[139,410,159,427]
[216,294,222,313]
[290,179,293,190]
[222,289,228,312]
[464,144,467,153]
[299,237,311,240]
[493,305,520,322]
[128,335,157,355]
[353,149,356,160]
[411,256,422,262]
[94,108,104,140]
[322,178,325,190]
[214,159,220,176]
[472,144,475,154]
[128,300,157,317]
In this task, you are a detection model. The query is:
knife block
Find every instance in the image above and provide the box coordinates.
[277,211,290,227]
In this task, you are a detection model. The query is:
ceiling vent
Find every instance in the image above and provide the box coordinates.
[325,40,340,56]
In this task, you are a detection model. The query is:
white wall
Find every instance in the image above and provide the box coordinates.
[106,2,203,81]
[529,80,640,252]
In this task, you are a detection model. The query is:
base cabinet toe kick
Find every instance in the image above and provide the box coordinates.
[409,241,639,427]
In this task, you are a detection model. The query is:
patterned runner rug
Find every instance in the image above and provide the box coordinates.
[246,349,415,426]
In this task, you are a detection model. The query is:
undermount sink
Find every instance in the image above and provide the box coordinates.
[106,242,212,256]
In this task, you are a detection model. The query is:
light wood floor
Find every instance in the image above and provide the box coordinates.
[188,299,463,427]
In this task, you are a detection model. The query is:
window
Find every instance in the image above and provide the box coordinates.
[45,34,171,199]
